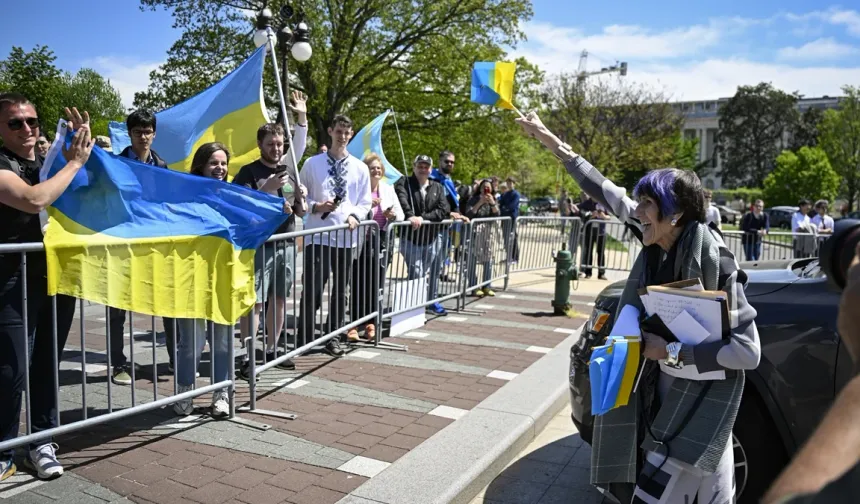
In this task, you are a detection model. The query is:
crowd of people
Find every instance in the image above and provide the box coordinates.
[0,92,520,482]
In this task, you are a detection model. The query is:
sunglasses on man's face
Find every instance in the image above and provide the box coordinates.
[8,117,40,131]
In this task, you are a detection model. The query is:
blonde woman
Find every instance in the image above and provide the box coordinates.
[348,154,403,341]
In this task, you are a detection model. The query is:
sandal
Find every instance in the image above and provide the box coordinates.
[364,324,376,341]
[347,328,360,342]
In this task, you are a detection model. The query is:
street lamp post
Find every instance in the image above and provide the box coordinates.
[254,5,312,125]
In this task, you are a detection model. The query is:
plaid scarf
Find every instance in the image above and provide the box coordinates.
[590,221,746,484]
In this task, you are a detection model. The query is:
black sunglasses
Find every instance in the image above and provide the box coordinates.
[8,117,40,131]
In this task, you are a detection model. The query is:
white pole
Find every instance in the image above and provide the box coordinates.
[266,32,300,180]
[390,108,415,212]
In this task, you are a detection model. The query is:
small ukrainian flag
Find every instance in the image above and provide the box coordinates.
[470,61,517,110]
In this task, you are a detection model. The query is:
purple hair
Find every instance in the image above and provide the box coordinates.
[633,169,679,219]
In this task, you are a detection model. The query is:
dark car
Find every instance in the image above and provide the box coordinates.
[530,197,559,214]
[569,257,848,503]
[765,206,796,230]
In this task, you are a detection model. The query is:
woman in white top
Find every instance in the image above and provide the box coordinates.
[348,153,404,342]
[704,190,721,230]
[812,200,834,235]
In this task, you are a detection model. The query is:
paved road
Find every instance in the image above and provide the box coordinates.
[2,288,595,504]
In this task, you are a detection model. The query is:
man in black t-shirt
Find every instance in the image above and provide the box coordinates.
[232,119,307,374]
[0,93,94,482]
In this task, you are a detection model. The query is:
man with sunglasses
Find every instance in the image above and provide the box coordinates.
[0,92,94,482]
[108,109,177,386]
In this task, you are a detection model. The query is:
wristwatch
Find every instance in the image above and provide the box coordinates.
[664,342,684,369]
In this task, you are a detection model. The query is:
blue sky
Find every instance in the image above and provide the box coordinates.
[3,0,859,105]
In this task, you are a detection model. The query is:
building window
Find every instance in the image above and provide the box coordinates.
[705,179,715,190]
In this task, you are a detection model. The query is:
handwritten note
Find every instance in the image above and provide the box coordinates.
[644,290,724,341]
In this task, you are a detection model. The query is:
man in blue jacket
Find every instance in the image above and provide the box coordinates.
[499,177,520,262]
[430,150,469,287]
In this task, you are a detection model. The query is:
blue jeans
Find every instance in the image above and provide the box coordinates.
[176,319,232,388]
[468,258,494,289]
[743,242,762,261]
[401,234,443,302]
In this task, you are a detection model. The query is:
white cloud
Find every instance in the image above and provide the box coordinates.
[513,17,860,102]
[786,7,860,37]
[777,37,859,60]
[523,19,724,61]
[83,57,163,108]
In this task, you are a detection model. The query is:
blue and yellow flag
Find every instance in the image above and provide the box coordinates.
[43,122,288,325]
[109,47,268,178]
[470,61,517,110]
[589,305,642,416]
[347,110,402,184]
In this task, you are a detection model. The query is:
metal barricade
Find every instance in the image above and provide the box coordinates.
[460,217,512,303]
[0,242,236,454]
[578,219,642,275]
[722,230,829,262]
[381,219,466,320]
[509,216,582,274]
[240,221,382,420]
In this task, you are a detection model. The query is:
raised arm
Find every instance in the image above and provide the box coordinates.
[516,112,641,238]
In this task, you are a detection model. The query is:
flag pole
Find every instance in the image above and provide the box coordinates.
[266,35,301,194]
[390,108,416,212]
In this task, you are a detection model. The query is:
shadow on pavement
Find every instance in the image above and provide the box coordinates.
[482,433,604,504]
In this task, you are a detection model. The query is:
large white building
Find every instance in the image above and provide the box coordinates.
[672,96,841,190]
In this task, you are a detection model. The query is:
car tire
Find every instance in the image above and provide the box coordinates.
[733,390,789,504]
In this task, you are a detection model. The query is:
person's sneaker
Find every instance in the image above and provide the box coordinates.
[238,361,259,382]
[266,351,296,370]
[24,443,63,480]
[173,385,194,416]
[324,339,345,357]
[167,362,174,374]
[211,390,229,418]
[598,274,608,281]
[0,460,15,482]
[428,303,448,316]
[482,288,496,297]
[111,366,132,386]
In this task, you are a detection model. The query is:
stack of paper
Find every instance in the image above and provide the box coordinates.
[639,280,729,380]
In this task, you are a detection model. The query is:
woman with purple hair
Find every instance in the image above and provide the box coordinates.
[518,112,761,504]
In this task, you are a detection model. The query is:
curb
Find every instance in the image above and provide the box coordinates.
[336,328,582,504]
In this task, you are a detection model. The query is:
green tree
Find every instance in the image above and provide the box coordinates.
[717,82,800,188]
[537,74,691,192]
[762,147,840,206]
[789,107,824,151]
[60,68,126,137]
[0,46,125,139]
[820,86,860,212]
[137,0,539,181]
[0,45,64,136]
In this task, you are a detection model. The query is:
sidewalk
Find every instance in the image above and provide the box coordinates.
[1,286,596,504]
[469,405,601,504]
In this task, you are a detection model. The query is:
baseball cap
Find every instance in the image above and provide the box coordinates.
[413,154,432,165]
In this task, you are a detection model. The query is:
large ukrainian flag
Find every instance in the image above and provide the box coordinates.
[42,122,288,325]
[108,46,269,178]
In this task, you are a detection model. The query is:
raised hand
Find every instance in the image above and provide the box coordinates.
[288,90,308,125]
[260,172,288,193]
[64,107,90,131]
[62,126,94,167]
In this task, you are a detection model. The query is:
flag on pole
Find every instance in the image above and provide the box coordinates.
[470,61,517,110]
[43,121,288,325]
[109,46,269,179]
[589,305,642,416]
[347,110,402,184]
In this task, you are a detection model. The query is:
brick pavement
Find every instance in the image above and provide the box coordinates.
[2,289,593,504]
